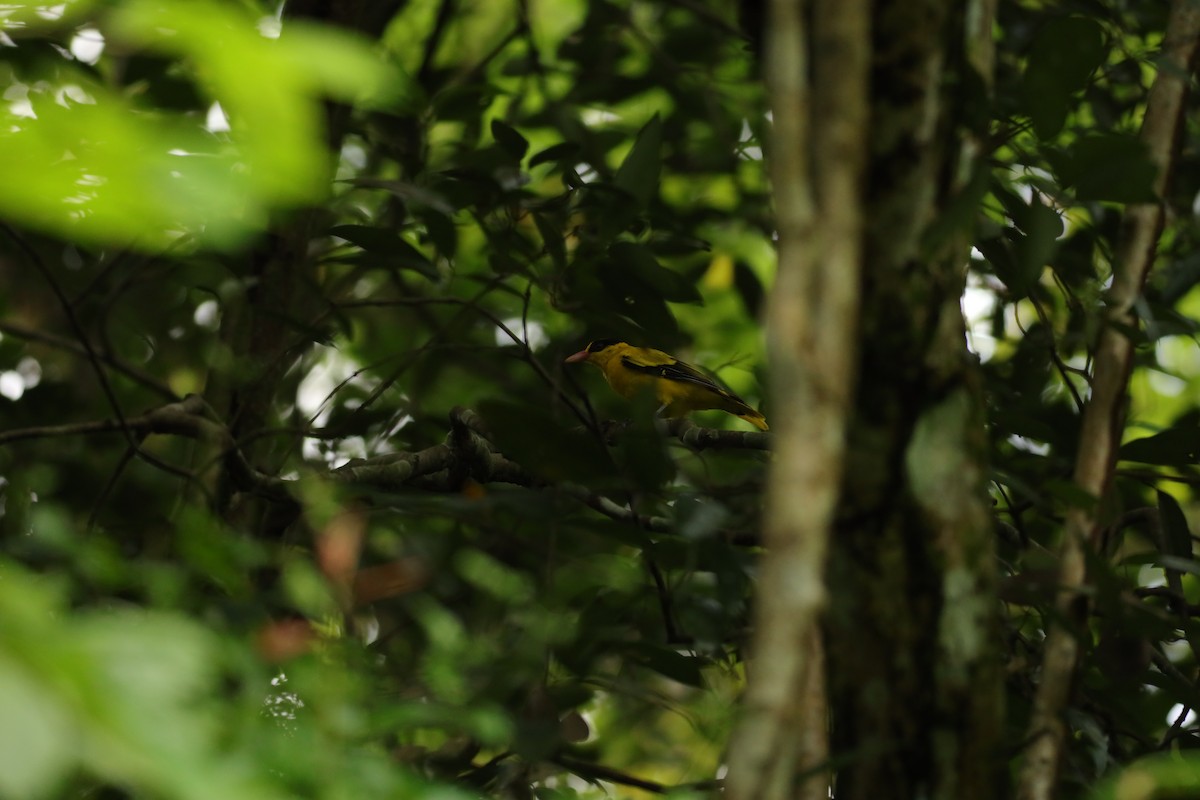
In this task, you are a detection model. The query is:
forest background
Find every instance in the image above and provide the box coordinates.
[3,1,1200,799]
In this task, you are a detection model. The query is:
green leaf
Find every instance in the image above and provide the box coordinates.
[530,141,581,168]
[0,0,96,30]
[622,641,706,687]
[614,114,663,209]
[344,178,458,214]
[1157,555,1200,577]
[478,400,613,484]
[75,611,218,703]
[418,209,459,259]
[0,657,73,800]
[675,496,731,540]
[1047,134,1158,203]
[608,242,702,304]
[611,413,675,491]
[490,119,529,161]
[1041,479,1098,511]
[1019,17,1105,139]
[455,550,535,603]
[533,212,568,270]
[281,558,339,617]
[1091,754,1200,800]
[1161,252,1200,305]
[1157,491,1193,560]
[1012,195,1062,288]
[329,224,407,253]
[276,23,414,110]
[1120,427,1200,466]
[329,225,439,279]
[0,1,405,251]
[976,237,1024,297]
[597,271,680,343]
[734,261,765,317]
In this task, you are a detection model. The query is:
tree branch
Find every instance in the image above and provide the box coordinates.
[0,394,290,500]
[4,400,742,539]
[664,418,771,450]
[1017,4,1200,798]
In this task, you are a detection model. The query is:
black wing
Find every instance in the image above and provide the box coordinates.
[620,355,739,399]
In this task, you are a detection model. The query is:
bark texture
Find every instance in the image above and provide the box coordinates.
[724,0,868,797]
[729,0,1003,797]
[826,2,1001,796]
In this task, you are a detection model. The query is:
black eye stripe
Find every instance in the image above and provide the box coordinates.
[587,338,620,353]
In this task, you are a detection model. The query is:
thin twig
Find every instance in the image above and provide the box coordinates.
[1026,289,1086,413]
[2,226,189,484]
[0,319,177,400]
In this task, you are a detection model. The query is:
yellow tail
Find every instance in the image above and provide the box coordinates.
[739,411,769,431]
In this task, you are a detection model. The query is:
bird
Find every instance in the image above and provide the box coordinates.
[564,339,769,431]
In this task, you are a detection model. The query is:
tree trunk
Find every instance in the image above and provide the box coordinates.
[827,2,1001,798]
[728,0,1003,798]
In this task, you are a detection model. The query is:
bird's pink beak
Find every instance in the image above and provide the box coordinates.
[564,349,590,363]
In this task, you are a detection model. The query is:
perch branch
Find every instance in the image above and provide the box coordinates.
[3,397,752,541]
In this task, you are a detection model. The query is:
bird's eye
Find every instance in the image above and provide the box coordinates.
[588,339,618,353]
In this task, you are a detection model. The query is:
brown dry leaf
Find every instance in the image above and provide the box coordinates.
[256,618,316,663]
[352,557,430,606]
[316,506,367,604]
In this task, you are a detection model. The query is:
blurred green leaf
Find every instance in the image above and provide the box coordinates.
[0,0,96,31]
[0,657,72,800]
[1090,753,1200,800]
[456,549,535,603]
[0,2,403,251]
[281,559,339,618]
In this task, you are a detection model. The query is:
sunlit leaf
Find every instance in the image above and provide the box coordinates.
[0,0,96,31]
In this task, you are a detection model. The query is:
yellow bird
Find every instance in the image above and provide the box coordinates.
[565,339,769,431]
